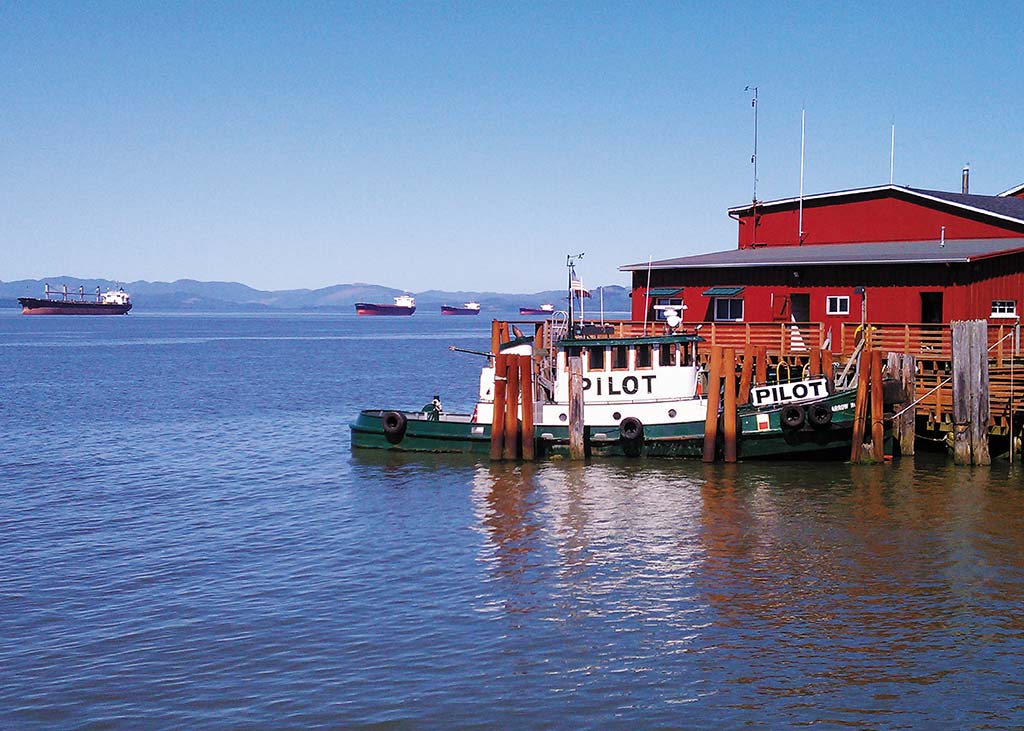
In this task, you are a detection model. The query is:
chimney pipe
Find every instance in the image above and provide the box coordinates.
[962,164,970,194]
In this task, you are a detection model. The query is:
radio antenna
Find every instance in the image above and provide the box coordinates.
[745,85,759,202]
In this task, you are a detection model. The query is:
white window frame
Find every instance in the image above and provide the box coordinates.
[826,295,850,316]
[713,297,744,322]
[991,300,1018,318]
[654,297,684,321]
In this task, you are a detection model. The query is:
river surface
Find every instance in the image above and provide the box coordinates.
[2,311,1023,729]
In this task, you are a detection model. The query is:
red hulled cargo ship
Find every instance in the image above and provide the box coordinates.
[440,301,481,315]
[355,294,416,316]
[18,284,132,315]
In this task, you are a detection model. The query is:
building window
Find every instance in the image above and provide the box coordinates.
[612,345,629,370]
[991,300,1018,318]
[713,298,744,322]
[654,297,683,320]
[826,296,850,316]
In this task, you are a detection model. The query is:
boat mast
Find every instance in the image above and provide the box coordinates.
[566,252,584,327]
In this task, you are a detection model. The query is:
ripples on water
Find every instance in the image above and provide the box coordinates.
[2,312,1023,729]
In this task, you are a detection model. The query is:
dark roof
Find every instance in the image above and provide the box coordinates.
[620,238,1024,271]
[726,184,1024,227]
[910,188,1024,221]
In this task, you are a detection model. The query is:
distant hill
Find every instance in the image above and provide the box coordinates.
[1,278,632,313]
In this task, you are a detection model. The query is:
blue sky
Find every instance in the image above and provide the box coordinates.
[3,2,1023,291]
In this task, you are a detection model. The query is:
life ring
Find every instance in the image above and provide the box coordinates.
[780,404,805,431]
[382,411,408,444]
[807,402,832,429]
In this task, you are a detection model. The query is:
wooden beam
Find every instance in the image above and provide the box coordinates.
[519,355,535,461]
[850,349,870,463]
[870,349,885,462]
[723,347,738,463]
[703,346,723,463]
[568,355,585,460]
[503,355,520,460]
[490,353,507,461]
[738,345,754,405]
[952,321,972,465]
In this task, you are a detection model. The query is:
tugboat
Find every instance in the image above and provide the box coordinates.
[355,294,416,316]
[440,301,481,315]
[519,303,555,316]
[18,284,132,315]
[351,259,891,460]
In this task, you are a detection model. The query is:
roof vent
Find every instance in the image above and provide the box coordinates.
[962,164,970,194]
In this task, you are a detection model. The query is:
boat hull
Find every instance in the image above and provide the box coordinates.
[350,389,876,461]
[519,308,554,316]
[18,298,131,315]
[354,303,416,316]
[441,306,480,315]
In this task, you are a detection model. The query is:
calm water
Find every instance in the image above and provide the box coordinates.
[2,311,1023,729]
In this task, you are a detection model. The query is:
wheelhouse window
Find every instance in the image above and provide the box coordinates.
[991,300,1018,318]
[826,295,850,316]
[658,343,677,367]
[564,346,581,370]
[635,344,652,369]
[612,345,629,370]
[587,346,606,371]
[713,298,744,322]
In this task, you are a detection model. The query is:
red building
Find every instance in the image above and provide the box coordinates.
[624,180,1024,327]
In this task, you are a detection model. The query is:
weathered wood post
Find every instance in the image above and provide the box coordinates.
[821,349,834,384]
[503,354,520,460]
[870,349,885,462]
[887,352,917,457]
[490,353,507,460]
[808,347,821,378]
[738,345,754,405]
[568,355,585,460]
[723,347,738,463]
[970,320,991,465]
[519,355,535,461]
[755,345,768,386]
[702,346,723,463]
[850,348,870,463]
[952,320,991,466]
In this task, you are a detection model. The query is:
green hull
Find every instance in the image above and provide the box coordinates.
[350,389,879,461]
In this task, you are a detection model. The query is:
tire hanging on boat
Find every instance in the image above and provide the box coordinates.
[780,404,805,431]
[807,402,832,429]
[382,411,408,444]
[619,417,644,457]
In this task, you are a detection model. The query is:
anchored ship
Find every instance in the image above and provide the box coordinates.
[441,301,481,315]
[18,284,132,315]
[355,294,416,316]
[519,304,555,316]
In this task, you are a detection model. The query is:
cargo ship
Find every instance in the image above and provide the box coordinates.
[440,301,481,315]
[18,284,132,315]
[519,303,555,316]
[355,294,416,316]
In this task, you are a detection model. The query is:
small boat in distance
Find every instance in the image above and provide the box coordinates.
[519,304,555,316]
[355,295,416,316]
[441,302,481,315]
[19,284,132,315]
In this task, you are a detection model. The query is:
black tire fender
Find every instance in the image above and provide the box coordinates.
[382,411,408,444]
[619,416,644,442]
[780,404,805,431]
[808,402,832,429]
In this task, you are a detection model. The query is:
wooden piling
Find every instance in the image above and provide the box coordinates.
[887,352,916,457]
[568,355,585,460]
[738,346,754,405]
[755,345,768,386]
[519,355,535,461]
[870,349,885,463]
[808,347,821,378]
[821,349,834,384]
[490,353,507,461]
[723,347,738,463]
[490,320,501,358]
[503,355,520,460]
[702,346,723,463]
[970,320,992,465]
[850,350,870,463]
